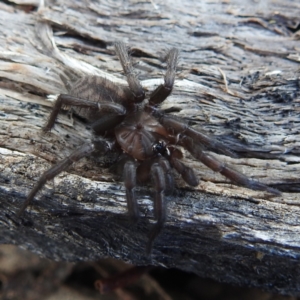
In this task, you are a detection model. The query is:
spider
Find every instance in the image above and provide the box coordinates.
[18,42,280,253]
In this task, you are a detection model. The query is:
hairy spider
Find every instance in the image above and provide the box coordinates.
[19,42,280,253]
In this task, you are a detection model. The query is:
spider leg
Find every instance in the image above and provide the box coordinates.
[91,115,124,134]
[180,136,281,195]
[44,94,126,132]
[150,111,237,157]
[169,153,199,187]
[147,157,172,254]
[137,156,174,193]
[149,48,179,106]
[123,157,139,221]
[153,142,198,186]
[114,42,145,103]
[17,140,110,217]
[156,157,174,193]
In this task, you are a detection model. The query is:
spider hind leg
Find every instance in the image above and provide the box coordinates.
[43,94,126,132]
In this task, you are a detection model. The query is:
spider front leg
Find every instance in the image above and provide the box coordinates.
[112,154,140,221]
[114,42,145,103]
[146,156,173,254]
[18,140,110,217]
[44,94,126,132]
[123,157,139,221]
[149,48,179,106]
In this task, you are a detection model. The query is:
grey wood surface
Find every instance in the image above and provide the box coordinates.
[0,0,300,295]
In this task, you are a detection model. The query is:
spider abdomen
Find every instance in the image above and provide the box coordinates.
[70,76,130,121]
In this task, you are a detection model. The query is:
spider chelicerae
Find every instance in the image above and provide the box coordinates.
[18,42,280,252]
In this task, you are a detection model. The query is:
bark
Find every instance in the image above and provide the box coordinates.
[0,0,300,295]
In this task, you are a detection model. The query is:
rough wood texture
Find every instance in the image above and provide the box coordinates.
[0,0,300,295]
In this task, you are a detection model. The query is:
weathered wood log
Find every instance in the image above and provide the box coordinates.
[0,0,300,295]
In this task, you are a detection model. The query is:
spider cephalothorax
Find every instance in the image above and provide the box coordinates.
[19,42,279,253]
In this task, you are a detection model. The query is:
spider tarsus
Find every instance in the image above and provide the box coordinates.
[146,220,164,256]
[247,181,281,196]
[146,234,155,256]
[42,126,51,133]
[147,163,167,253]
[17,174,48,218]
[164,47,179,87]
[268,187,281,196]
[17,200,31,218]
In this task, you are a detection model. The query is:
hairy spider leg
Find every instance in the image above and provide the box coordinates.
[123,158,139,221]
[114,42,145,103]
[116,153,176,252]
[43,94,126,132]
[153,142,198,187]
[17,140,110,217]
[111,153,140,222]
[141,145,199,252]
[149,48,179,106]
[148,109,237,158]
[168,148,199,187]
[152,113,280,195]
[154,156,174,193]
[146,156,171,254]
[180,136,280,195]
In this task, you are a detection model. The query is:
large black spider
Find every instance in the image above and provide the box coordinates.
[18,42,280,252]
